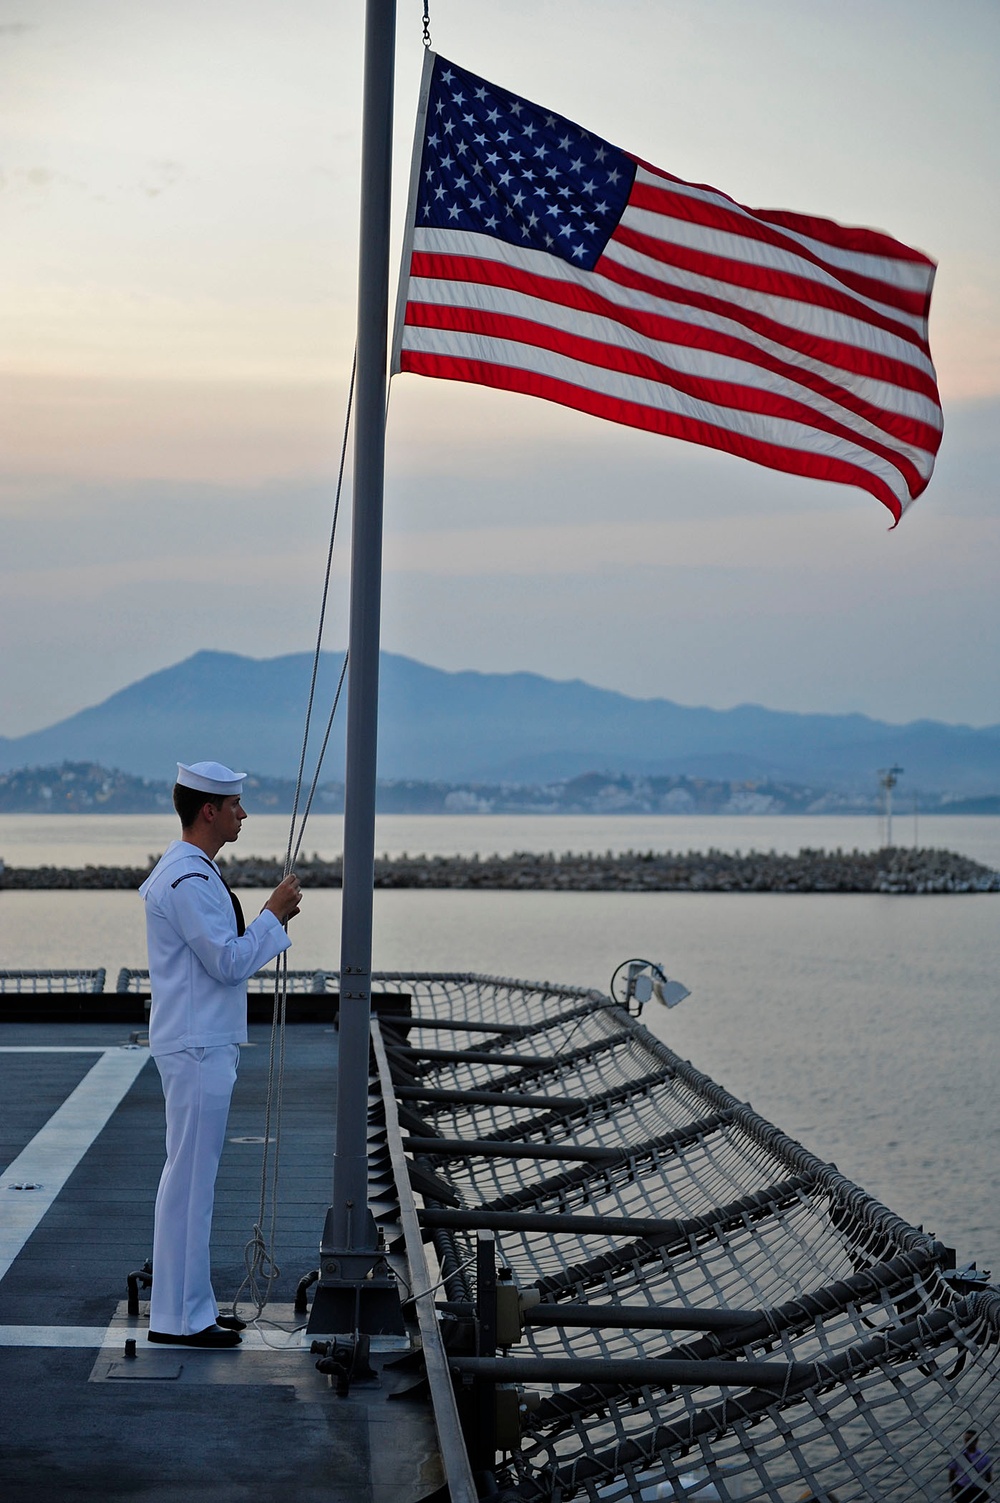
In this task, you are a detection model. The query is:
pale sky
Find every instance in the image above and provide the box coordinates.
[2,0,999,739]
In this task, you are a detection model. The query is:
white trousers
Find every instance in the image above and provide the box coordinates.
[150,1044,238,1335]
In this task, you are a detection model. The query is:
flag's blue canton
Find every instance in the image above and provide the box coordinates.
[418,57,635,272]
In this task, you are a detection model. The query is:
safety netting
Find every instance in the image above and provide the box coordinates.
[371,972,998,1503]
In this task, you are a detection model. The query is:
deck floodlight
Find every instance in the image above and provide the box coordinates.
[611,959,691,1016]
[653,976,691,1009]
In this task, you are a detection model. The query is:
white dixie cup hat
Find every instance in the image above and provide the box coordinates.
[176,761,247,796]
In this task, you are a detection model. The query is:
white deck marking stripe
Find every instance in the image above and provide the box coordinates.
[0,1325,309,1349]
[0,1047,150,1283]
[0,1326,114,1347]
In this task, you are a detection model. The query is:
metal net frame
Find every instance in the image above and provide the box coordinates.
[113,966,333,994]
[0,968,107,994]
[374,972,998,1503]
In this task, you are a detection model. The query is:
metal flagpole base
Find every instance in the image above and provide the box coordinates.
[305,1208,407,1337]
[306,1274,407,1338]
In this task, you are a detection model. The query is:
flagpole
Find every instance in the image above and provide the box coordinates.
[307,0,403,1335]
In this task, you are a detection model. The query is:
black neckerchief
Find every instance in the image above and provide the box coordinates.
[198,856,246,936]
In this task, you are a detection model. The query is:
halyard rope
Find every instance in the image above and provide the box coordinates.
[284,345,356,881]
[232,351,356,1321]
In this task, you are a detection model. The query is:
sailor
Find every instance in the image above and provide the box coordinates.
[140,760,302,1349]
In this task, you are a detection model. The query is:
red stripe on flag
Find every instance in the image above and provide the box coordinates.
[397,346,906,523]
[635,157,937,265]
[628,179,932,319]
[407,250,942,456]
[612,220,930,355]
[743,209,935,265]
[595,250,940,403]
[402,299,929,499]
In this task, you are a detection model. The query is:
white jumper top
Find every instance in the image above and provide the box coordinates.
[140,840,290,1056]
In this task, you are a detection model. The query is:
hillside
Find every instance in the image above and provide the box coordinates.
[0,651,997,796]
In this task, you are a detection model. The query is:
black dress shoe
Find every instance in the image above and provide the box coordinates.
[215,1314,247,1331]
[148,1325,242,1348]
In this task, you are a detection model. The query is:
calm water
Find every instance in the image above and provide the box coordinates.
[1,814,997,1272]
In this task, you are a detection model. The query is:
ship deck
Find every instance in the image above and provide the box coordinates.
[0,1019,443,1503]
[3,972,999,1503]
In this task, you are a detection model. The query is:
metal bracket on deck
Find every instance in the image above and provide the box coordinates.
[311,1332,379,1396]
[305,1208,406,1337]
[126,1259,152,1316]
[945,1260,993,1294]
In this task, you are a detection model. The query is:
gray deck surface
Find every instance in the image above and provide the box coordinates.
[0,1023,442,1503]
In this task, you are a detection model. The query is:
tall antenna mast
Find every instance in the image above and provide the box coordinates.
[878,765,904,849]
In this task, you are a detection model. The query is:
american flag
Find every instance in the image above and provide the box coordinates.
[392,54,942,525]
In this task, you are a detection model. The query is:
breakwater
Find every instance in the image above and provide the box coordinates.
[2,847,998,893]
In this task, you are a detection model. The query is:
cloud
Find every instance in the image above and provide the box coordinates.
[0,372,353,481]
[2,159,183,204]
[1,165,86,197]
[138,160,183,198]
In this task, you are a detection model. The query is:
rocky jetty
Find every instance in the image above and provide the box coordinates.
[2,847,998,893]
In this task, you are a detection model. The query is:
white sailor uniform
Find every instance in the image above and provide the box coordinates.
[140,840,290,1335]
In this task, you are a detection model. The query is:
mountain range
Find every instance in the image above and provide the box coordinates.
[1,650,998,796]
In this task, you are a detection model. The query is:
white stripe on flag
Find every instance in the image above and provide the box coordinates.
[620,201,931,337]
[410,226,938,390]
[630,167,937,293]
[409,237,941,427]
[403,275,936,477]
[399,324,914,512]
[602,236,936,374]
